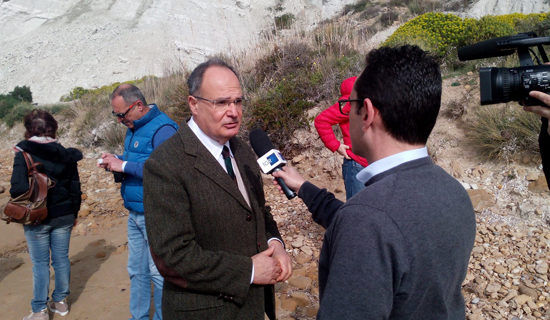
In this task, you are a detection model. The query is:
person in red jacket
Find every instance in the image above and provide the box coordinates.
[314,76,368,199]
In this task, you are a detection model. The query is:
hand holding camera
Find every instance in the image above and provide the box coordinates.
[97,152,123,172]
[97,153,125,183]
[524,91,550,135]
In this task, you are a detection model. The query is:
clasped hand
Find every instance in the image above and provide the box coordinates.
[251,241,292,285]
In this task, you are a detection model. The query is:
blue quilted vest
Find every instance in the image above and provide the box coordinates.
[121,105,178,213]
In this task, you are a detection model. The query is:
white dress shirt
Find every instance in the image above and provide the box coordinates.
[356,147,429,184]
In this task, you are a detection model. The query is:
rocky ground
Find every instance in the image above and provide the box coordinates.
[0,73,549,319]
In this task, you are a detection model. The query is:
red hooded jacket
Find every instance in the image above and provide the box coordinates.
[314,76,368,167]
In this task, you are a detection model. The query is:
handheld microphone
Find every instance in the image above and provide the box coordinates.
[249,128,297,200]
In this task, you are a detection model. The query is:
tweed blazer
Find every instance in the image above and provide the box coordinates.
[143,123,282,320]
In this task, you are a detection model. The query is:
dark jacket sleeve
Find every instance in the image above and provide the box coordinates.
[298,181,344,229]
[9,152,29,198]
[540,117,550,188]
[68,163,82,217]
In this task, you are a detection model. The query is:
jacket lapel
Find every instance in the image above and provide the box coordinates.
[179,124,252,212]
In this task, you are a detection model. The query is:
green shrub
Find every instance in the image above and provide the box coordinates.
[0,85,33,123]
[342,0,370,15]
[60,77,148,102]
[241,39,363,153]
[9,85,32,102]
[406,0,441,15]
[237,28,365,151]
[360,6,380,20]
[61,86,90,101]
[383,12,549,71]
[275,13,296,30]
[380,11,399,27]
[0,95,19,119]
[466,105,540,160]
[139,72,189,124]
[246,77,315,152]
[4,101,34,127]
[3,103,66,129]
[384,12,470,56]
[242,43,316,150]
[43,103,71,115]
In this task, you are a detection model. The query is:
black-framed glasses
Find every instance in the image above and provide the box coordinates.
[338,99,363,115]
[112,100,140,119]
[193,95,245,111]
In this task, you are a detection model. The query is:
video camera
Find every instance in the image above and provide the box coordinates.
[458,32,550,106]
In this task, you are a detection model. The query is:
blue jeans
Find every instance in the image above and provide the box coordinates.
[24,223,73,312]
[127,211,163,320]
[342,158,365,200]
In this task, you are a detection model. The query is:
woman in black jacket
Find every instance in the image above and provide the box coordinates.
[10,110,82,320]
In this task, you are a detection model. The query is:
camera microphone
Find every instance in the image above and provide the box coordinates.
[458,36,516,61]
[249,128,297,200]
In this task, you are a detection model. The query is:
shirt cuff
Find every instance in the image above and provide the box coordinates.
[250,263,255,284]
[122,161,127,172]
[268,237,284,248]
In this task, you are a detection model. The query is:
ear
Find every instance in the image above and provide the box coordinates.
[362,98,376,129]
[188,96,199,115]
[137,100,145,112]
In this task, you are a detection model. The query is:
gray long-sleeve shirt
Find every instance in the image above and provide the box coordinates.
[299,157,476,320]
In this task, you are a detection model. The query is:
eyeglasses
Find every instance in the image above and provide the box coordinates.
[193,95,244,111]
[112,100,140,119]
[338,98,363,115]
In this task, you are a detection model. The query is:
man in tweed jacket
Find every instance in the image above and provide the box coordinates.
[143,58,291,320]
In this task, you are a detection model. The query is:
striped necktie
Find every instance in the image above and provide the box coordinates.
[222,146,236,181]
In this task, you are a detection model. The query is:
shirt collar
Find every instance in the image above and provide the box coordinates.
[28,136,57,143]
[356,147,429,184]
[132,104,156,130]
[188,117,232,159]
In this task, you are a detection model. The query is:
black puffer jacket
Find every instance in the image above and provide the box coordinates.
[10,140,82,224]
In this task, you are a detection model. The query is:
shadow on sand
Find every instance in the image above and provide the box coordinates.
[0,256,25,283]
[69,239,116,305]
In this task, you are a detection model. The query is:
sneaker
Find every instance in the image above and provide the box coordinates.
[22,308,48,320]
[47,298,69,316]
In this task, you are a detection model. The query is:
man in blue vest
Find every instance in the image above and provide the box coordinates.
[98,84,178,320]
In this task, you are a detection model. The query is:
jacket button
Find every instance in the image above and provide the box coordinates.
[246,215,252,221]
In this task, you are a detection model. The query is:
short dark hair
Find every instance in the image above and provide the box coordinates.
[187,58,240,96]
[23,109,58,139]
[354,45,442,145]
[110,84,147,106]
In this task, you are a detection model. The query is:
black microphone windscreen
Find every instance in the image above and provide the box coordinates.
[458,36,515,61]
[249,128,274,157]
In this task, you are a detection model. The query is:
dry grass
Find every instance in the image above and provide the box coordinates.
[140,72,189,124]
[466,104,541,161]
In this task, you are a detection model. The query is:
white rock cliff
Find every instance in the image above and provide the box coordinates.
[0,0,548,103]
